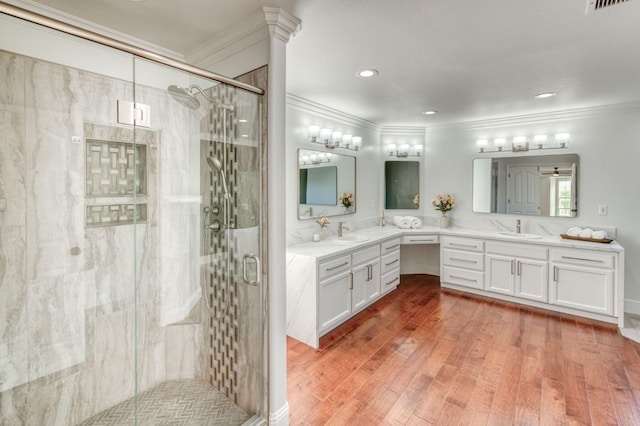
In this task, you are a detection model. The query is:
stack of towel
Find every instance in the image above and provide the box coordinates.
[393,216,422,229]
[567,227,608,240]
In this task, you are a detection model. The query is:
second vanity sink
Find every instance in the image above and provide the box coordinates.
[334,235,370,244]
[498,231,543,240]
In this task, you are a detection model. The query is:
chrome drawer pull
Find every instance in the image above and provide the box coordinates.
[326,261,349,271]
[409,238,434,242]
[386,244,400,250]
[385,259,399,266]
[450,242,477,249]
[560,255,604,263]
[450,257,476,263]
[450,275,477,282]
[553,266,557,281]
[386,277,399,285]
[511,259,515,274]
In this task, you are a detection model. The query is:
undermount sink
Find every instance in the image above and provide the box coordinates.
[334,235,370,244]
[498,231,543,239]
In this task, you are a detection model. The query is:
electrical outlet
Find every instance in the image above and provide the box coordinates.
[598,205,608,216]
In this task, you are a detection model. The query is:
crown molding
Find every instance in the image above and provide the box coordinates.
[186,8,269,70]
[427,102,640,131]
[287,93,381,131]
[381,126,427,136]
[263,7,301,44]
[2,0,185,61]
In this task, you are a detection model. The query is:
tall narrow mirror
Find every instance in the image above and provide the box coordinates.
[385,161,420,209]
[298,149,356,219]
[472,154,579,217]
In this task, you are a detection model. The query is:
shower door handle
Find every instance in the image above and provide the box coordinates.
[243,254,261,286]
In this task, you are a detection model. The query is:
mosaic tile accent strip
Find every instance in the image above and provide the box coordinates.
[85,139,147,196]
[85,203,147,227]
[77,379,250,425]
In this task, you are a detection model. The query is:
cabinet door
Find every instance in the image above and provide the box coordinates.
[366,259,381,303]
[485,254,515,295]
[516,259,548,302]
[351,264,368,313]
[550,263,614,315]
[319,271,352,333]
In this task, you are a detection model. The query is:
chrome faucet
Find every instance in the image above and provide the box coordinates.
[337,221,349,238]
[516,219,521,234]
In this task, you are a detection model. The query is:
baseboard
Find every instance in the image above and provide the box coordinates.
[625,299,640,315]
[269,402,289,426]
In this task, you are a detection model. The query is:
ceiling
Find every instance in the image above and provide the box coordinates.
[28,0,640,127]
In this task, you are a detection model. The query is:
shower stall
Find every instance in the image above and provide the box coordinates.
[0,5,266,425]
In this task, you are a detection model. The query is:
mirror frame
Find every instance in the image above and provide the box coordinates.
[472,153,579,217]
[297,148,357,220]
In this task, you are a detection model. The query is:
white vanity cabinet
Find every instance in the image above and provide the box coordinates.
[380,237,401,295]
[549,248,615,316]
[485,241,548,302]
[440,236,485,290]
[318,256,353,334]
[351,245,381,313]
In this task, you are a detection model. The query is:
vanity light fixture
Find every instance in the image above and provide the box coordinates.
[307,124,362,151]
[386,143,423,157]
[477,133,570,153]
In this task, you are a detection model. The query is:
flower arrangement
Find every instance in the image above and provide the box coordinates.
[316,217,330,228]
[340,192,354,209]
[413,194,420,206]
[432,193,455,215]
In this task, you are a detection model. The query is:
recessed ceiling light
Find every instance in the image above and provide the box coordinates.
[355,69,378,78]
[422,110,437,115]
[534,92,557,99]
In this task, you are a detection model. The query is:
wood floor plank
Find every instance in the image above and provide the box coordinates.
[287,274,640,425]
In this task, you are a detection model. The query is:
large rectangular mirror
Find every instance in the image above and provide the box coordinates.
[385,161,420,209]
[472,154,578,217]
[298,149,356,219]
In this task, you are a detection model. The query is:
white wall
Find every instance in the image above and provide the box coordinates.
[286,95,381,242]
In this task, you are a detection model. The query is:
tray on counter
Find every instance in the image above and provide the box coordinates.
[560,234,613,244]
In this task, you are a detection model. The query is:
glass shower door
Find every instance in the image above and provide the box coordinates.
[132,58,265,425]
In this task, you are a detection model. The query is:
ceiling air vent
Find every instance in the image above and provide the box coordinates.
[586,0,631,12]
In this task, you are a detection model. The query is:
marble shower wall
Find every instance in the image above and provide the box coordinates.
[0,49,204,424]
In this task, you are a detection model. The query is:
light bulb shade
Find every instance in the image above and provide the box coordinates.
[302,155,309,163]
[307,125,320,137]
[555,133,570,144]
[494,138,506,147]
[318,153,326,161]
[352,136,362,149]
[513,136,527,146]
[413,144,423,154]
[386,143,396,154]
[331,131,342,142]
[399,144,410,153]
[342,134,352,146]
[320,128,332,140]
[310,154,317,162]
[326,153,333,161]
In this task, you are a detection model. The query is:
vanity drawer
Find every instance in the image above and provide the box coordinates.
[442,266,484,290]
[381,269,400,295]
[442,248,484,271]
[550,248,614,269]
[402,234,439,245]
[381,251,401,275]
[486,241,548,260]
[318,256,352,280]
[441,236,484,253]
[381,237,401,254]
[352,244,380,266]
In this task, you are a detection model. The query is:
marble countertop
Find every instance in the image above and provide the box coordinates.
[286,225,624,260]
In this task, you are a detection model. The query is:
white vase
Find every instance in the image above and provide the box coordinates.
[439,215,450,228]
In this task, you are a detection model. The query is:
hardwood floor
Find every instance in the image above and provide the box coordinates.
[287,274,640,425]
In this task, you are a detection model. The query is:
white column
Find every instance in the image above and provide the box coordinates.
[263,7,300,426]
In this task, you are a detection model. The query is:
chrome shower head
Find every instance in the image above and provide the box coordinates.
[167,84,200,109]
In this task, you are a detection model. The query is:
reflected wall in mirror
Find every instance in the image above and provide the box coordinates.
[385,161,420,209]
[472,154,578,217]
[298,149,356,219]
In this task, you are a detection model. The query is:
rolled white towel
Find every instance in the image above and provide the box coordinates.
[404,215,423,229]
[393,216,411,229]
[592,230,608,240]
[567,227,581,237]
[578,228,594,238]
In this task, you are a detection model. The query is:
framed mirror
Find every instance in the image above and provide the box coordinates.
[385,161,420,209]
[298,149,356,219]
[472,154,578,217]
